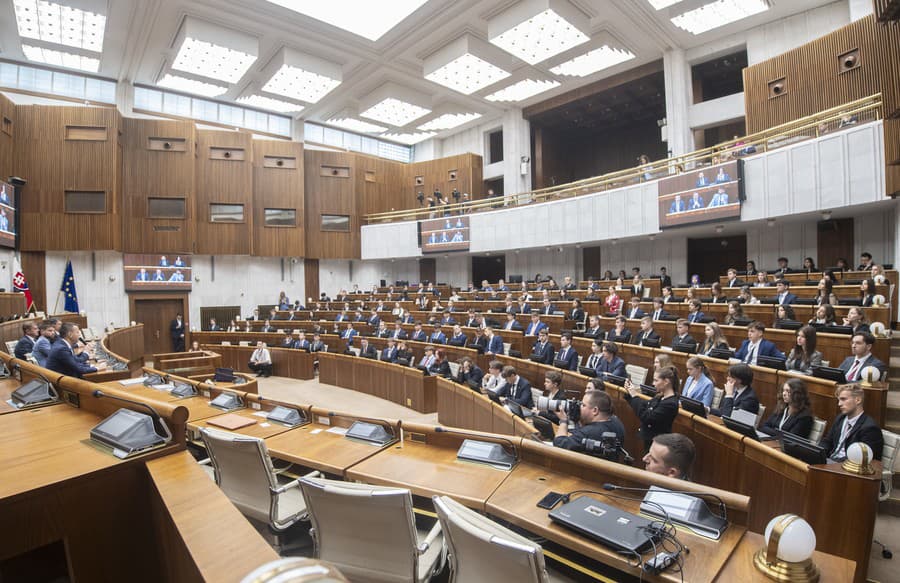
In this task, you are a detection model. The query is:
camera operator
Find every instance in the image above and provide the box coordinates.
[552,390,625,455]
[537,370,567,424]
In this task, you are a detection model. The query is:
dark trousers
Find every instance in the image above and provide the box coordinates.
[248,361,273,377]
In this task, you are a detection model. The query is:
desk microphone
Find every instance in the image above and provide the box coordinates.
[92,389,173,444]
[434,426,519,461]
[327,412,396,438]
[602,483,727,520]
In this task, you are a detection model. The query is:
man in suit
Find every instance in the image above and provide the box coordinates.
[715,363,760,417]
[455,357,484,389]
[568,299,585,323]
[464,310,480,328]
[502,312,522,332]
[726,268,744,288]
[46,323,104,378]
[734,321,785,365]
[595,341,627,378]
[708,188,729,207]
[381,338,399,363]
[339,322,358,344]
[517,297,531,314]
[409,322,427,342]
[295,332,311,352]
[390,322,408,340]
[358,338,377,359]
[540,298,556,315]
[819,384,884,460]
[643,433,696,480]
[773,257,792,278]
[207,318,221,332]
[669,194,685,214]
[554,332,579,371]
[648,298,669,321]
[625,297,645,320]
[632,316,661,347]
[429,323,447,345]
[773,280,798,306]
[170,313,185,351]
[260,319,275,333]
[134,268,150,282]
[495,366,534,409]
[280,333,297,349]
[32,322,57,367]
[14,322,39,359]
[688,192,704,210]
[503,299,518,314]
[366,309,381,328]
[686,299,706,324]
[470,327,488,352]
[335,310,349,323]
[447,325,468,347]
[838,332,888,382]
[562,276,577,291]
[525,313,547,337]
[658,267,672,289]
[671,319,697,351]
[857,252,873,271]
[440,311,456,326]
[531,329,555,365]
[584,315,604,340]
[484,327,504,356]
[309,333,326,353]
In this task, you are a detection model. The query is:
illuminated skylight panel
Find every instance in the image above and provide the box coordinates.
[236,95,304,113]
[647,0,683,9]
[417,112,482,132]
[380,131,436,145]
[425,53,510,95]
[550,45,635,77]
[490,8,588,65]
[21,44,99,72]
[264,0,429,41]
[157,74,227,97]
[360,98,431,127]
[172,37,257,83]
[671,0,769,35]
[14,0,106,52]
[262,65,341,104]
[485,78,560,102]
[326,117,388,133]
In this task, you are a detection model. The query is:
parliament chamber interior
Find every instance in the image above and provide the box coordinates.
[2,0,900,581]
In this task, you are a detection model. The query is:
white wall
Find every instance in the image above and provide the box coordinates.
[45,251,129,328]
[318,258,420,298]
[0,248,16,291]
[745,1,850,65]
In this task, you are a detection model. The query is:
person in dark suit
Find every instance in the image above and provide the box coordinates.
[484,327,504,356]
[661,286,677,304]
[629,276,645,299]
[366,309,381,328]
[820,384,883,460]
[428,323,447,345]
[625,297,645,320]
[134,268,150,282]
[760,378,814,438]
[632,316,661,347]
[773,280,798,306]
[502,312,523,332]
[207,318,222,332]
[838,332,888,382]
[357,338,377,359]
[607,315,632,343]
[671,319,697,352]
[455,357,484,389]
[584,315,604,340]
[170,314,185,351]
[554,332,579,371]
[46,322,102,378]
[553,390,626,453]
[595,341,627,378]
[447,325,468,347]
[495,366,534,409]
[625,366,680,449]
[669,194,685,214]
[648,298,670,321]
[773,257,792,278]
[280,333,297,349]
[294,332,311,351]
[715,363,760,417]
[14,322,39,359]
[658,267,672,289]
[309,333,326,353]
[540,298,556,315]
[531,329,555,365]
[734,321,785,365]
[708,282,727,304]
[525,313,547,337]
[339,322,358,344]
[409,323,427,342]
[725,268,744,288]
[568,299,585,323]
[686,299,705,324]
[469,327,489,352]
[390,322,408,340]
[381,338,399,362]
[426,348,451,377]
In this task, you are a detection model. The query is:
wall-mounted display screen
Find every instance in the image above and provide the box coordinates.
[0,180,16,249]
[420,215,470,253]
[124,254,192,291]
[658,160,743,229]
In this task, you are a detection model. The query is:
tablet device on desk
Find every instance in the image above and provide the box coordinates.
[639,384,657,397]
[722,415,760,441]
[708,348,735,360]
[505,400,533,419]
[530,415,556,441]
[602,374,627,387]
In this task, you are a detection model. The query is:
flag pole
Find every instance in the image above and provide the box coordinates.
[54,256,68,314]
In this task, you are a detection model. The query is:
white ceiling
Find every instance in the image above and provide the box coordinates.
[0,0,837,141]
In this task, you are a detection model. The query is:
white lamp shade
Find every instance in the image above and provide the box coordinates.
[873,274,885,284]
[845,442,873,465]
[860,365,883,382]
[872,294,885,305]
[764,514,816,563]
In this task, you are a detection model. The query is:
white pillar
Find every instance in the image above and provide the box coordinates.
[848,0,873,21]
[501,108,531,200]
[663,49,693,157]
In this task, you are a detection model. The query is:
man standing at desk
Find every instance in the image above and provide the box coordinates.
[46,322,105,378]
[553,390,626,454]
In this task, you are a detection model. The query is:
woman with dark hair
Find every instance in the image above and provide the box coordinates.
[803,257,817,273]
[814,278,839,306]
[774,304,796,327]
[625,366,680,449]
[785,325,823,374]
[746,260,758,277]
[724,300,745,325]
[809,304,836,326]
[427,348,451,378]
[699,323,729,355]
[709,282,727,304]
[842,306,870,335]
[760,378,814,438]
[605,286,623,315]
[859,278,876,307]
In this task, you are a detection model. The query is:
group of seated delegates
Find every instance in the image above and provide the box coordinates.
[13,317,67,369]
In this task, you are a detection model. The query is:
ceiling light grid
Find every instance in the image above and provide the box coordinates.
[14,0,106,52]
[359,82,432,127]
[260,47,342,104]
[380,131,436,145]
[423,34,511,95]
[263,0,429,41]
[157,73,227,97]
[671,0,769,35]
[488,0,590,65]
[550,44,635,77]
[21,44,100,72]
[236,94,304,113]
[171,17,258,83]
[486,77,560,102]
[325,112,388,133]
[417,112,482,132]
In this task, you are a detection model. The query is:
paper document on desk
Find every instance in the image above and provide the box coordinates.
[326,426,348,435]
[149,383,175,391]
[119,376,148,386]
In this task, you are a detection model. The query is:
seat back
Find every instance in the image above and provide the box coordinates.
[625,364,648,385]
[448,361,460,377]
[531,388,543,405]
[299,477,420,582]
[808,417,826,442]
[755,404,766,427]
[200,428,278,525]
[880,429,900,501]
[711,388,724,410]
[433,495,548,583]
[503,342,511,355]
[5,340,17,354]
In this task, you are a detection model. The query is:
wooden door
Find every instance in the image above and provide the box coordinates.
[687,235,747,286]
[817,218,853,269]
[419,258,436,284]
[132,298,186,356]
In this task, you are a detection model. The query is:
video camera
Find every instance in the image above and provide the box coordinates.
[581,432,623,463]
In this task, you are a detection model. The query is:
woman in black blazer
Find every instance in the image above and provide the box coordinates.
[859,278,876,307]
[760,378,814,438]
[427,348,451,378]
[624,366,680,450]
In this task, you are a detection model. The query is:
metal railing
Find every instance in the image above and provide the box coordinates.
[364,93,883,224]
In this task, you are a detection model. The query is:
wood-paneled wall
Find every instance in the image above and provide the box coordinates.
[356,154,406,216]
[195,130,253,255]
[16,105,121,250]
[405,153,483,204]
[121,118,196,253]
[0,93,14,182]
[304,150,359,259]
[252,140,305,257]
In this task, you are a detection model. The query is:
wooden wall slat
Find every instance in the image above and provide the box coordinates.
[195,130,253,255]
[252,140,305,257]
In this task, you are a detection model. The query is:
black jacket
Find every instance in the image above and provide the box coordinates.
[627,394,679,442]
[819,412,883,460]
[760,408,813,438]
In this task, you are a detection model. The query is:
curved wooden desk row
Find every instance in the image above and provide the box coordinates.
[154,348,224,379]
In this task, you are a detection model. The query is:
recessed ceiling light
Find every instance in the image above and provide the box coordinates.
[550,45,635,77]
[423,34,511,95]
[326,116,388,133]
[260,47,342,104]
[359,82,431,127]
[263,0,429,41]
[236,94,304,113]
[380,131,436,145]
[171,17,258,83]
[157,73,228,97]
[671,0,769,35]
[485,78,561,102]
[417,112,482,132]
[14,0,106,52]
[647,0,683,9]
[21,44,100,72]
[488,0,590,65]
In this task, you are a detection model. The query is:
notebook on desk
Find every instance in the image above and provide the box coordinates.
[206,413,256,430]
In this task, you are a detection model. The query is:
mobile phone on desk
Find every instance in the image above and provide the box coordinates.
[536,491,565,510]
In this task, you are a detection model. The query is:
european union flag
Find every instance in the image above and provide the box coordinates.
[61,259,79,313]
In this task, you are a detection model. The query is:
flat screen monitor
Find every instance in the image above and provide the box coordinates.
[708,348,735,360]
[420,216,470,253]
[812,366,846,382]
[821,325,853,335]
[578,365,597,378]
[780,432,828,465]
[673,342,696,354]
[757,355,787,370]
[722,415,759,441]
[0,179,17,249]
[658,160,743,229]
[679,396,707,417]
[124,253,192,291]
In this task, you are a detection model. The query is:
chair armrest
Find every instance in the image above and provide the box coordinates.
[197,458,212,466]
[272,470,322,494]
[417,521,442,554]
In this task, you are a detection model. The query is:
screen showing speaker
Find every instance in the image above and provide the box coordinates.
[123,253,192,291]
[0,180,17,249]
[420,215,470,253]
[658,160,743,229]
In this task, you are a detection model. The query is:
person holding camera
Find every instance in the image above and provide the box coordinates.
[537,370,568,424]
[552,390,625,455]
[625,366,680,451]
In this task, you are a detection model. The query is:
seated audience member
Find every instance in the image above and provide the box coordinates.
[32,322,56,367]
[819,384,884,461]
[724,300,745,326]
[554,332,579,371]
[427,348,451,377]
[671,319,697,352]
[661,286,677,304]
[429,324,447,345]
[260,319,275,333]
[525,313,547,336]
[649,297,669,321]
[539,297,556,315]
[517,296,531,314]
[46,323,103,378]
[495,366,534,408]
[595,341,627,378]
[643,433,696,479]
[584,339,603,369]
[14,322,38,360]
[356,338,376,359]
[501,312,521,332]
[339,322,358,343]
[248,341,273,377]
[537,370,568,424]
[484,327,504,356]
[708,282,727,304]
[713,363,760,417]
[745,260,758,277]
[658,267,672,289]
[243,321,253,333]
[760,378,814,438]
[802,256,816,273]
[857,252,873,271]
[809,304,837,326]
[814,278,839,307]
[726,268,744,288]
[625,366,680,449]
[785,325,823,374]
[738,285,760,305]
[417,346,437,369]
[871,264,890,284]
[632,316,660,346]
[689,274,702,288]
[774,304,797,328]
[374,321,390,338]
[207,318,221,331]
[409,322,427,342]
[734,321,785,365]
[584,315,605,339]
[604,286,623,314]
[859,278,877,307]
[280,333,296,349]
[686,299,705,323]
[625,296,645,320]
[682,357,714,408]
[553,390,626,454]
[531,329,555,365]
[629,275,646,298]
[481,360,503,392]
[607,315,632,343]
[389,322,407,341]
[380,338,399,362]
[653,353,673,373]
[568,299,585,323]
[838,332,887,382]
[226,320,238,332]
[842,307,870,335]
[447,324,468,347]
[773,279,798,306]
[754,271,771,288]
[395,340,413,364]
[773,257,792,278]
[455,357,483,389]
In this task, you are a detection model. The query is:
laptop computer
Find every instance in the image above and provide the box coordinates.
[549,496,656,554]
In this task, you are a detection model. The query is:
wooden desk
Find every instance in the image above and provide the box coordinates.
[721,532,855,582]
[318,352,437,413]
[189,407,300,440]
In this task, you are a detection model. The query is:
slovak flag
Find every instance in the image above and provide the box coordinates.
[12,269,34,312]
